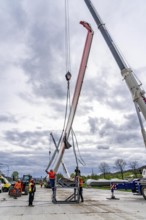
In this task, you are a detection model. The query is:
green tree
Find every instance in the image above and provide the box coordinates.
[56,173,63,179]
[99,162,110,179]
[115,159,126,179]
[70,173,75,178]
[11,171,19,181]
[129,161,139,178]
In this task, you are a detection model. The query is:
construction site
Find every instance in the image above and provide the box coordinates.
[1,0,146,219]
[0,185,146,220]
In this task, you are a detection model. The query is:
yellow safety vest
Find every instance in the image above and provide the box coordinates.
[29,182,33,192]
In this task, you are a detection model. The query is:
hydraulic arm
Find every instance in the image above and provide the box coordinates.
[84,0,146,146]
[52,21,94,172]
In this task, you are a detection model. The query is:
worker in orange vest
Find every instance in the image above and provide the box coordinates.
[14,179,22,199]
[45,169,56,191]
[78,175,84,202]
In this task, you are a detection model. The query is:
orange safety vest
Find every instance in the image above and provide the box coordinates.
[14,182,21,189]
[48,171,56,179]
[79,177,83,187]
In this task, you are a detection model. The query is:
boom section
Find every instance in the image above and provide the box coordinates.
[84,0,146,122]
[65,21,93,137]
[52,21,94,172]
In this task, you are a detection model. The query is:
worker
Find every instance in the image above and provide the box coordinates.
[28,179,36,206]
[110,182,116,199]
[14,179,22,199]
[39,179,43,188]
[78,175,84,202]
[74,166,81,187]
[45,169,56,191]
[75,166,80,177]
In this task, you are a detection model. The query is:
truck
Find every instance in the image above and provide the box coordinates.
[8,174,32,196]
[112,168,146,200]
[84,0,146,200]
[21,174,32,195]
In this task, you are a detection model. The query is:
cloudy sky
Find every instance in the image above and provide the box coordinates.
[0,0,146,178]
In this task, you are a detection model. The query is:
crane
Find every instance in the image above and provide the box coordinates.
[84,0,146,200]
[84,0,146,147]
[47,21,94,173]
[50,132,70,178]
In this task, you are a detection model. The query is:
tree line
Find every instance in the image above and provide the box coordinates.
[1,159,144,182]
[97,159,142,179]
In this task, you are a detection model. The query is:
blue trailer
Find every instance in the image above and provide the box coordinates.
[113,178,146,200]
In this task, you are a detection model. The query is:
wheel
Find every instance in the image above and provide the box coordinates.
[141,186,146,200]
[2,187,8,192]
[17,189,22,197]
[8,187,16,197]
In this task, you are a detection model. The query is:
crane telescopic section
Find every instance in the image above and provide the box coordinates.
[84,0,146,146]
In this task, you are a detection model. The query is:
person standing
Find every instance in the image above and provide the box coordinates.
[78,175,84,202]
[13,179,22,199]
[75,166,80,177]
[45,169,56,191]
[74,167,81,188]
[45,169,56,202]
[39,179,43,188]
[28,179,36,206]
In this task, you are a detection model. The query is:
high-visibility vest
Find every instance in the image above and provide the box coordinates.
[48,171,56,179]
[14,182,21,189]
[111,183,116,190]
[29,182,33,192]
[79,177,83,187]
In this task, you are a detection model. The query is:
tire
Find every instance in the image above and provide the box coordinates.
[3,187,9,192]
[141,186,146,200]
[8,187,15,197]
[8,187,21,197]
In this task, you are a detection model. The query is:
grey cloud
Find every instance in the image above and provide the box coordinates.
[0,114,17,123]
[88,116,98,134]
[92,115,140,146]
[122,113,139,130]
[0,0,27,41]
[97,145,109,150]
[32,80,66,99]
[0,149,49,177]
[19,1,67,100]
[81,65,133,112]
[4,130,50,148]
